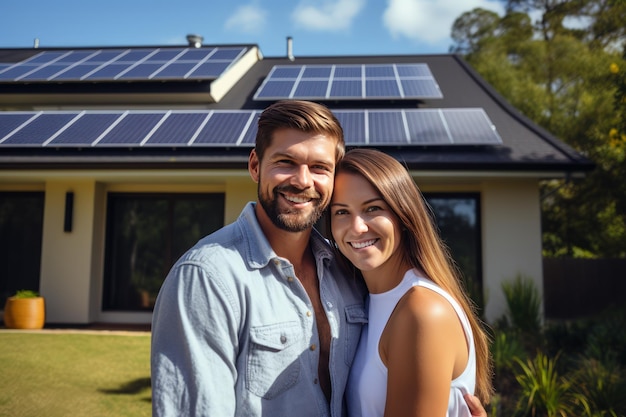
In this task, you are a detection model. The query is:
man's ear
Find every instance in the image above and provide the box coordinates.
[248,149,260,183]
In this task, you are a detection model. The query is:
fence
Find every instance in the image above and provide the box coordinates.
[542,258,626,319]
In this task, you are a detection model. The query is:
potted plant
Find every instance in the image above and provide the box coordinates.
[3,290,45,329]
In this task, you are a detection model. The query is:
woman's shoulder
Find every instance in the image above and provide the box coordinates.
[390,282,462,336]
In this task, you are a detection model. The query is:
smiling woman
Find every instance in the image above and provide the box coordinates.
[329,148,493,417]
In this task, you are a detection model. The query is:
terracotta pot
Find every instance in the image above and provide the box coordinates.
[3,296,45,329]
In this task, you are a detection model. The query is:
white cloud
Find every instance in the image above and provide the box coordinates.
[383,0,504,45]
[292,0,366,32]
[224,4,268,34]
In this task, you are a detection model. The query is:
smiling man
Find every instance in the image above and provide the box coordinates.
[150,100,368,417]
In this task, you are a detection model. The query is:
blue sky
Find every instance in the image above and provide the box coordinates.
[1,0,504,57]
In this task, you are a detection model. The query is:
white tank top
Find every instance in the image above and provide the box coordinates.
[346,269,476,417]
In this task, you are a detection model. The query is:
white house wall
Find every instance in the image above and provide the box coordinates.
[481,180,544,323]
[39,180,98,324]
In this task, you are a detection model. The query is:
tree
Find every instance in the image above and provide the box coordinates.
[450,2,626,257]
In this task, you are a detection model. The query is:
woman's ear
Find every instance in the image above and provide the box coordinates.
[248,149,260,183]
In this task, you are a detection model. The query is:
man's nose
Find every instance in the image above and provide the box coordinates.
[292,165,313,188]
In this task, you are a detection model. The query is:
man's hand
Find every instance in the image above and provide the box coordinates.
[464,394,487,417]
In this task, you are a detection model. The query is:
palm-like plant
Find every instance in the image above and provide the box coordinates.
[492,330,527,375]
[571,354,626,417]
[514,352,587,417]
[502,274,542,335]
[491,330,527,416]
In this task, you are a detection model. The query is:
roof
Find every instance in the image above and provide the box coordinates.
[0,44,594,175]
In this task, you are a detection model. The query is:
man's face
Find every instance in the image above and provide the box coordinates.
[249,128,337,232]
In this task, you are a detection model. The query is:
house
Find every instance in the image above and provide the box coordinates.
[0,37,593,326]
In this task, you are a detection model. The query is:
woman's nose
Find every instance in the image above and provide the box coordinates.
[351,215,368,233]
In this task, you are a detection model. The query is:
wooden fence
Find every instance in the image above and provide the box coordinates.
[543,258,626,319]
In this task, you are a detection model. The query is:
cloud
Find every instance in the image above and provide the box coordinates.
[292,0,366,31]
[224,4,268,34]
[383,0,504,45]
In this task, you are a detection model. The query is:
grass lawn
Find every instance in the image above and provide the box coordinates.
[0,331,151,417]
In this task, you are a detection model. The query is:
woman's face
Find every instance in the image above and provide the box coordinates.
[330,171,405,290]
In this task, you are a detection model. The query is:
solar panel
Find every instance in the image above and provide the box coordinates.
[0,113,79,145]
[97,113,165,145]
[404,109,449,144]
[368,111,407,143]
[0,46,248,83]
[193,111,257,145]
[48,112,124,145]
[333,108,502,145]
[144,112,209,145]
[253,64,443,101]
[0,108,501,148]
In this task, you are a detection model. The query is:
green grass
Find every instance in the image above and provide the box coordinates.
[0,331,151,417]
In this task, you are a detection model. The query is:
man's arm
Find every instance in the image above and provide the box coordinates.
[464,393,488,417]
[151,262,239,416]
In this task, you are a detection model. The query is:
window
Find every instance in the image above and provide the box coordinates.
[0,192,44,305]
[424,193,483,307]
[102,193,225,311]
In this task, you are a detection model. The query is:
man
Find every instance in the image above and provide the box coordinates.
[151,100,488,417]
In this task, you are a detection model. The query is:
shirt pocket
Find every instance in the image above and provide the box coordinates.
[344,304,368,367]
[246,321,303,399]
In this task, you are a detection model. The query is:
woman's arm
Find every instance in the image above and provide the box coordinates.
[382,286,470,417]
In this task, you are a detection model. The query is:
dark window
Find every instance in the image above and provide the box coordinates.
[424,193,483,307]
[102,193,225,311]
[0,192,44,305]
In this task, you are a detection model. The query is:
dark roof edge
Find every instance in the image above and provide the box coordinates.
[0,158,593,173]
[451,54,594,168]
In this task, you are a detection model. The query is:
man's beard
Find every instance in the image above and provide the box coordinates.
[258,183,326,232]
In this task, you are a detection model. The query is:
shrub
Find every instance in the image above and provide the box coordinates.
[502,274,542,335]
[513,352,585,417]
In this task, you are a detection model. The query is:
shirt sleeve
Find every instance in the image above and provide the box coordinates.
[151,261,240,417]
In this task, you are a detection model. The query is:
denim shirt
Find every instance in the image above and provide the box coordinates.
[151,202,367,417]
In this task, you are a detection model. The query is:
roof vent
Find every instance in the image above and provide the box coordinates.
[186,34,204,48]
[287,36,294,61]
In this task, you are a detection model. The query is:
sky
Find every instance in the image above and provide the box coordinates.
[1,0,505,57]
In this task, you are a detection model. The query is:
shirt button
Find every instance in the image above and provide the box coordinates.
[273,260,280,266]
[326,301,333,309]
[306,311,312,317]
[280,335,287,344]
[287,276,294,282]
[313,378,318,384]
[310,344,316,351]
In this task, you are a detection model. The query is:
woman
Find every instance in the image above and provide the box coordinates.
[329,149,493,417]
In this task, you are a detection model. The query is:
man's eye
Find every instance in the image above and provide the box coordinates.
[311,165,331,173]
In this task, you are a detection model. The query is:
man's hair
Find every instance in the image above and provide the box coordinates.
[255,100,345,162]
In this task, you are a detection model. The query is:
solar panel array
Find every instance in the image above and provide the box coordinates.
[0,109,501,148]
[0,47,248,82]
[254,64,443,101]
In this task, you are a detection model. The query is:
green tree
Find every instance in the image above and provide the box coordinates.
[450,2,626,258]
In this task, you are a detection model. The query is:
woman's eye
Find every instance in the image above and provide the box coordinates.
[365,206,382,213]
[333,209,348,216]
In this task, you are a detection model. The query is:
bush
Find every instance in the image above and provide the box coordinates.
[491,288,626,417]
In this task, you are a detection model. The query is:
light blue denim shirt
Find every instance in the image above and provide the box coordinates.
[152,202,367,417]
